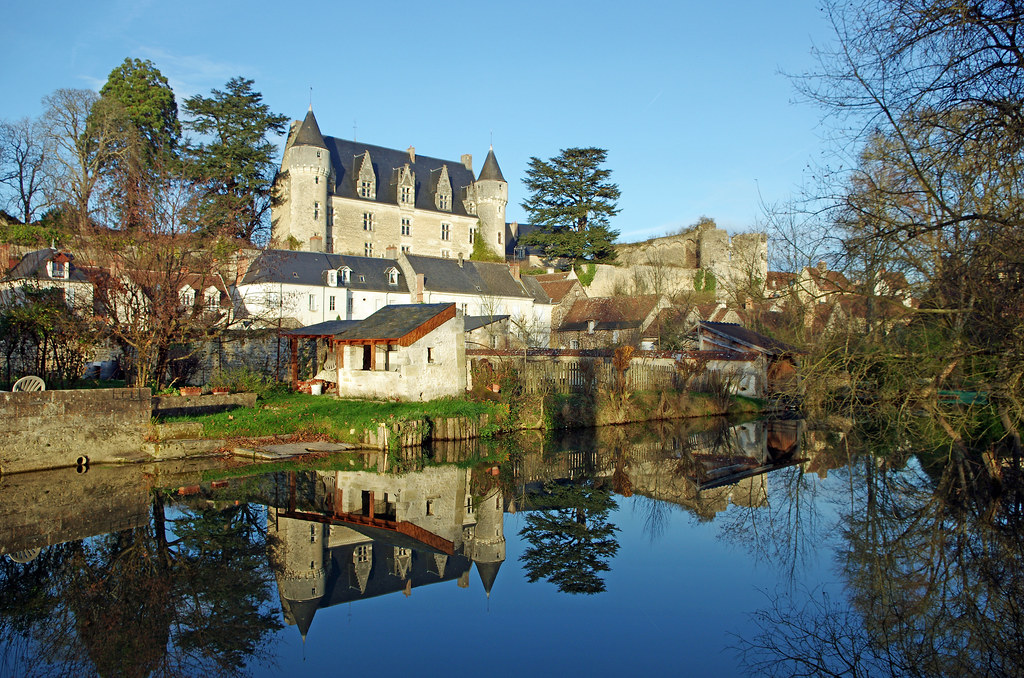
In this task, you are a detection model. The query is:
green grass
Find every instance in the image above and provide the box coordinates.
[160,391,503,441]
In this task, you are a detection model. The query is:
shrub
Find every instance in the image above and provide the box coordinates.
[209,366,284,399]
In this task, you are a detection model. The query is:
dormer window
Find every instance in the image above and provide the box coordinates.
[204,287,219,311]
[386,267,400,286]
[179,286,196,308]
[587,320,596,334]
[327,270,338,287]
[339,267,352,284]
[433,165,452,211]
[355,150,376,199]
[401,186,412,204]
[49,260,67,279]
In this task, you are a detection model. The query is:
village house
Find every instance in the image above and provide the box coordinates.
[236,249,410,327]
[0,247,95,311]
[553,295,669,349]
[692,320,800,394]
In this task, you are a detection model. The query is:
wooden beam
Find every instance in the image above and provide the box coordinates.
[289,336,299,389]
[369,340,377,370]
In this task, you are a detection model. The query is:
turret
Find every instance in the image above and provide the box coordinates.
[473,147,508,258]
[468,487,506,597]
[268,512,329,641]
[274,107,332,252]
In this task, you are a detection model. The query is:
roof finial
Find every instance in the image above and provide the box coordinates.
[489,129,493,150]
[353,119,357,142]
[308,87,313,111]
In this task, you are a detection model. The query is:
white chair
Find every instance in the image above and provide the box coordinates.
[12,376,46,392]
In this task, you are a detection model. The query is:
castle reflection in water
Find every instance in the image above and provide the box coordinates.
[262,417,817,639]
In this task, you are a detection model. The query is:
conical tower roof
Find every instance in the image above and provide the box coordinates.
[475,560,503,596]
[477,147,505,182]
[292,107,327,148]
[287,598,321,640]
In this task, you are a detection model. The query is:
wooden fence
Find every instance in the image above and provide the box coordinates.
[515,360,687,395]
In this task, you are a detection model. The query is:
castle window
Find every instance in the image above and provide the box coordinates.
[441,223,451,241]
[440,249,451,259]
[401,245,411,253]
[363,212,374,231]
[364,243,373,257]
[401,218,411,236]
[327,208,334,226]
[438,193,450,210]
[315,175,319,184]
[316,150,321,157]
[359,180,373,198]
[497,231,502,245]
[314,201,320,220]
[469,227,476,244]
[401,185,412,204]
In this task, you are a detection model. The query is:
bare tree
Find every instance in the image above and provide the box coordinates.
[0,117,48,223]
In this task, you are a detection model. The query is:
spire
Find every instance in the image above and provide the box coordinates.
[293,108,327,148]
[478,147,505,182]
[475,560,503,597]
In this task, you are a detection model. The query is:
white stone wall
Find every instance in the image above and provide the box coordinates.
[237,281,412,324]
[330,197,478,259]
[335,315,467,401]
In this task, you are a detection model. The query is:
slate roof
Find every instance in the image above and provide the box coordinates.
[319,136,480,217]
[696,321,798,356]
[519,275,552,304]
[335,303,455,343]
[240,249,408,292]
[403,254,531,299]
[559,295,661,332]
[478,148,505,182]
[292,108,327,148]
[3,248,89,282]
[464,314,509,332]
[281,319,361,338]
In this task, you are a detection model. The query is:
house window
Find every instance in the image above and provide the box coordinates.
[514,246,526,260]
[612,329,620,343]
[308,294,318,311]
[364,242,373,257]
[387,269,399,285]
[347,297,354,314]
[359,180,373,198]
[569,339,580,350]
[469,226,476,244]
[51,261,67,278]
[363,212,374,231]
[329,296,336,311]
[427,347,434,363]
[401,218,411,236]
[441,223,451,240]
[65,287,76,306]
[426,499,434,516]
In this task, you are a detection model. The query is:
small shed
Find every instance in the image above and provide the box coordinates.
[332,303,466,401]
[692,321,800,394]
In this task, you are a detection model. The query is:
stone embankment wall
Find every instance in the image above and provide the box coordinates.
[152,392,257,418]
[0,388,152,474]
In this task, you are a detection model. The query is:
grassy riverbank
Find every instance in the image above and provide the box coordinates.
[160,389,764,443]
[161,392,506,443]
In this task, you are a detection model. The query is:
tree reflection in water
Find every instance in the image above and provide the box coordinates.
[0,495,281,678]
[736,441,1024,677]
[519,481,620,594]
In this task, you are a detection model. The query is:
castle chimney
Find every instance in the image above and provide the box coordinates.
[407,146,415,164]
[509,262,521,281]
[458,252,464,268]
[385,245,398,260]
[818,260,828,272]
[309,235,324,253]
[461,154,473,172]
[416,273,425,303]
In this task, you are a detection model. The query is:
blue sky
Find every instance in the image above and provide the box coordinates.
[1,0,836,243]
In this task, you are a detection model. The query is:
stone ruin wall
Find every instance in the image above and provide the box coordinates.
[587,227,768,300]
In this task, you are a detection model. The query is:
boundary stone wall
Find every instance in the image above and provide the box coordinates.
[0,388,152,474]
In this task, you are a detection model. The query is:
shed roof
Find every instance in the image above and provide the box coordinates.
[335,303,456,346]
[696,321,798,356]
[281,319,361,338]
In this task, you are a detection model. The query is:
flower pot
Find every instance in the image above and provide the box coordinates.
[179,386,202,397]
[212,388,230,395]
[310,383,323,396]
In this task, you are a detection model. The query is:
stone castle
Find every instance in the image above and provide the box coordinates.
[271,108,509,260]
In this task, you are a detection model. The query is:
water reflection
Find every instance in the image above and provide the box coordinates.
[3,417,1001,676]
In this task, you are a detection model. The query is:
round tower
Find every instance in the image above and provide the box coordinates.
[473,147,508,258]
[469,487,506,597]
[277,107,332,252]
[268,512,328,641]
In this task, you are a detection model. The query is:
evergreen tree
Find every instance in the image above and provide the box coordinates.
[183,77,287,243]
[520,147,620,263]
[98,57,180,169]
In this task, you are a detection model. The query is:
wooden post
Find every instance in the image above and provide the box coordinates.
[369,340,377,371]
[289,336,299,390]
